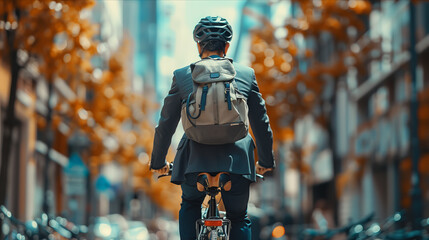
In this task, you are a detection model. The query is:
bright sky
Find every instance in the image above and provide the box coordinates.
[156,0,290,89]
[157,0,246,92]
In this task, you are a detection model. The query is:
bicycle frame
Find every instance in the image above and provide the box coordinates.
[195,173,232,240]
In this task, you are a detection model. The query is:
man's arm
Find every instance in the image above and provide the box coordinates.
[247,69,276,169]
[150,76,182,170]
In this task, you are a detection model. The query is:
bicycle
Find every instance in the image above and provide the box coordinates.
[353,210,405,240]
[0,205,87,239]
[380,213,429,240]
[194,172,232,240]
[299,212,374,240]
[158,163,263,240]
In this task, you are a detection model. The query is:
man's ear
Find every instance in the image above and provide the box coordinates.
[224,42,230,56]
[197,43,202,56]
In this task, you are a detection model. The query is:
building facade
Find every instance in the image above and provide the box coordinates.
[337,1,429,224]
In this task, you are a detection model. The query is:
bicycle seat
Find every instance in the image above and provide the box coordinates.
[197,172,231,192]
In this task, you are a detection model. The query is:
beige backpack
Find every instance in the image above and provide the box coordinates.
[181,57,249,145]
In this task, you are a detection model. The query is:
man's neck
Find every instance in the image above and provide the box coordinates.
[201,51,224,58]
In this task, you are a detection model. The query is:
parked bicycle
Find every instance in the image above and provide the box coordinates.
[300,209,429,240]
[350,210,405,240]
[299,212,375,240]
[0,205,87,239]
[381,214,429,240]
[356,210,429,240]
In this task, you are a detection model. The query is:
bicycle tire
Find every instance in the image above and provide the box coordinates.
[209,229,218,239]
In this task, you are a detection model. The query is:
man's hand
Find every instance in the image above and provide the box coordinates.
[256,162,273,175]
[151,163,170,175]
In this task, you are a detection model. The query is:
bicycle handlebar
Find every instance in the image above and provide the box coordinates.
[157,163,266,181]
[157,163,173,179]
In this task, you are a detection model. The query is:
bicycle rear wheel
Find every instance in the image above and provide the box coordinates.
[196,219,230,240]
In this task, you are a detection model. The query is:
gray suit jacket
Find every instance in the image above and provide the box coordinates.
[150,59,275,184]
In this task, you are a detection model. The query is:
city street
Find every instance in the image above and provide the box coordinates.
[0,0,429,239]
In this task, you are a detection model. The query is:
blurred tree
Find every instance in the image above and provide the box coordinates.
[247,0,377,171]
[0,0,96,207]
[0,0,179,219]
[245,0,381,226]
[53,35,181,217]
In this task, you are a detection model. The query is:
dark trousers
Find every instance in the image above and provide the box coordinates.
[179,173,252,240]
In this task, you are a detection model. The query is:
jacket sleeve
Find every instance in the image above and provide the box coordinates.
[247,69,276,169]
[150,76,182,170]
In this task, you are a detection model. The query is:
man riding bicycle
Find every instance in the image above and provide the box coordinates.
[150,16,275,240]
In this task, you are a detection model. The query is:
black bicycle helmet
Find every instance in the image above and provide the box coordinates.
[193,16,233,43]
